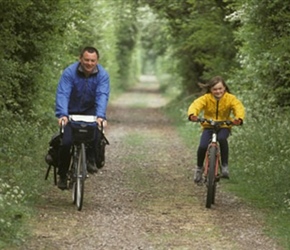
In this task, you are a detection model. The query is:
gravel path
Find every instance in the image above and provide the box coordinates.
[19,75,283,250]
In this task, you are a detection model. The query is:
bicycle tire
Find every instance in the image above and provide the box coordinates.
[71,149,78,204]
[206,146,217,208]
[211,155,221,205]
[212,179,217,205]
[76,143,86,211]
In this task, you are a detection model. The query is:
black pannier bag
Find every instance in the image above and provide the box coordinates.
[45,132,62,167]
[95,129,109,168]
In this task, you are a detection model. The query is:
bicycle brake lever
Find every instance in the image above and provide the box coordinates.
[61,119,65,134]
[226,120,232,126]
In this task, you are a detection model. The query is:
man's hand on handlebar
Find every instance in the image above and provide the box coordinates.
[58,116,68,126]
[97,117,107,127]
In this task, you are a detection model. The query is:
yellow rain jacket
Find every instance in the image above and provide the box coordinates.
[187,92,245,128]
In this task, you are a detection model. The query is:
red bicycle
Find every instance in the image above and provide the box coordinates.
[195,118,233,208]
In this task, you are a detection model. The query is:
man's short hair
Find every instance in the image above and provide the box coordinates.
[80,46,100,58]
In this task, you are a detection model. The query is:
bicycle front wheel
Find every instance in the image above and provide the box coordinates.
[76,143,86,211]
[71,158,77,204]
[70,148,78,204]
[206,146,217,208]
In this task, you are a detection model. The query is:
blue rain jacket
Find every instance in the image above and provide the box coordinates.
[55,62,110,119]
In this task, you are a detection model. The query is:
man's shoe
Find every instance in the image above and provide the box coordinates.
[221,165,229,179]
[57,177,67,190]
[96,159,105,169]
[87,161,98,174]
[194,166,203,183]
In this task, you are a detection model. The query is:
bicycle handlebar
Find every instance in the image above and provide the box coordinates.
[59,115,105,135]
[195,118,233,126]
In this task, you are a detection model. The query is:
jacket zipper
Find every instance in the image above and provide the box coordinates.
[80,78,88,108]
[216,100,219,119]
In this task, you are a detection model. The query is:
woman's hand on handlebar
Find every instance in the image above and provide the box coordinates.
[232,118,242,126]
[188,114,198,122]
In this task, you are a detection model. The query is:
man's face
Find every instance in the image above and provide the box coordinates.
[79,51,98,75]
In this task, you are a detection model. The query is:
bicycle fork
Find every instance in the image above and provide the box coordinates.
[203,134,221,183]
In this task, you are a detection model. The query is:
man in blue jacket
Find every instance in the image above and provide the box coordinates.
[55,46,110,190]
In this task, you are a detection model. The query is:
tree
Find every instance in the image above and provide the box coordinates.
[137,0,237,94]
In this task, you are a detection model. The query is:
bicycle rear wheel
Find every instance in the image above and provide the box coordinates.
[76,143,86,211]
[206,146,217,208]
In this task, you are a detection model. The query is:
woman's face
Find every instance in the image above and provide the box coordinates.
[210,81,226,99]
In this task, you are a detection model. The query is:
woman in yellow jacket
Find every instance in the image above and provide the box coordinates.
[188,76,245,183]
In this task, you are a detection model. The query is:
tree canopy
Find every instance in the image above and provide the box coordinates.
[138,0,290,106]
[1,0,290,112]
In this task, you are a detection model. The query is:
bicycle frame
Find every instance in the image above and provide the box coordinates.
[68,115,98,211]
[45,115,100,211]
[195,118,232,208]
[203,132,221,181]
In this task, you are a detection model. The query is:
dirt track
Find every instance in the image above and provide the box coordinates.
[19,75,283,250]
